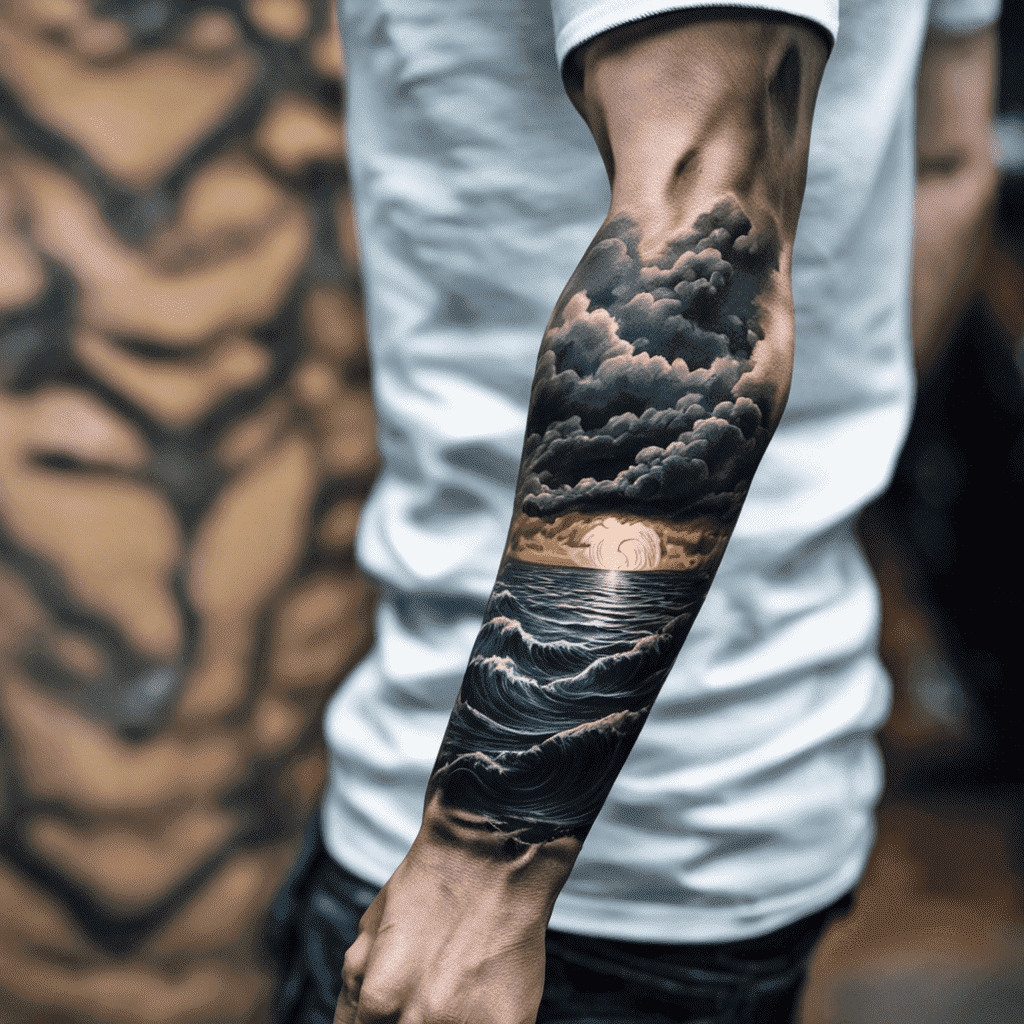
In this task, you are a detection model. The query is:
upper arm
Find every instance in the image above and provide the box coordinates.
[912,23,999,370]
[568,13,828,266]
[916,22,997,177]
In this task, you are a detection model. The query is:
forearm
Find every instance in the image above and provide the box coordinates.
[428,209,786,853]
[423,13,827,875]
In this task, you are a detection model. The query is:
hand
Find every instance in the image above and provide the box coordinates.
[334,797,580,1024]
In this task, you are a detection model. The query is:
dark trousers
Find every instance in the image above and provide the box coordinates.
[267,816,852,1024]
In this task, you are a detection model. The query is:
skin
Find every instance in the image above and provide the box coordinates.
[912,25,999,378]
[335,13,827,1024]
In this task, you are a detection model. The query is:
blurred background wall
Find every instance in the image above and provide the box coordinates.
[1,3,1023,1024]
[0,2,375,1021]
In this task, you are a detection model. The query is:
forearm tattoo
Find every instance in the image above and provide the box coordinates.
[430,201,784,845]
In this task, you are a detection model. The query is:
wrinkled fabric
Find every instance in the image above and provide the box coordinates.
[928,0,1002,33]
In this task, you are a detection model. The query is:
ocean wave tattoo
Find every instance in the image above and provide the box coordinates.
[521,199,779,525]
[432,562,699,843]
[430,202,785,845]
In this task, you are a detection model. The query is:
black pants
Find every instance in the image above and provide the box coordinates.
[267,817,852,1024]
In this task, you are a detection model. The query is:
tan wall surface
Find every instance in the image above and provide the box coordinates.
[0,3,375,1021]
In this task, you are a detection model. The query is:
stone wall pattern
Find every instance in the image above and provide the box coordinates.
[0,2,376,1021]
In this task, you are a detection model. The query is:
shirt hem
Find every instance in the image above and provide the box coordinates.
[545,852,870,943]
[554,1,839,70]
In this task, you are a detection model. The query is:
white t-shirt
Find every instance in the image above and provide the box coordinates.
[323,0,1000,942]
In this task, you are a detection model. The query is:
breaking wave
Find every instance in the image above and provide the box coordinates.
[433,560,703,842]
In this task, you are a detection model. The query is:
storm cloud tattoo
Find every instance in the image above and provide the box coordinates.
[430,202,784,844]
[522,199,779,524]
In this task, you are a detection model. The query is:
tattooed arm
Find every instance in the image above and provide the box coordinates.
[336,13,828,1024]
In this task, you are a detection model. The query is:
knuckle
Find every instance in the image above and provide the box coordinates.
[352,988,401,1023]
[341,946,362,982]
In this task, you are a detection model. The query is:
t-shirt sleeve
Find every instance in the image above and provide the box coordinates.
[928,0,1001,33]
[550,0,838,70]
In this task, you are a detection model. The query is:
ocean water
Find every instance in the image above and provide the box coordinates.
[433,559,707,843]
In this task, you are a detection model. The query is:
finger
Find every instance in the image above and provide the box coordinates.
[344,890,387,986]
[340,928,371,1007]
[332,984,358,1024]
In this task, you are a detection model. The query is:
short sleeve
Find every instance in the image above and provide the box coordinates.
[928,0,1001,33]
[551,0,839,70]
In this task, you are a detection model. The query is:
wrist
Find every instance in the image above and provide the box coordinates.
[412,792,581,910]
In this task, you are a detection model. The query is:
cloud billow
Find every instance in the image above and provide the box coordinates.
[521,201,779,522]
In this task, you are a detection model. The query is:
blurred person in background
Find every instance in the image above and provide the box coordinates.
[267,2,1002,1023]
[869,11,1013,792]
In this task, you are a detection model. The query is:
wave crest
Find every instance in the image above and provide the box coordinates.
[434,709,648,842]
[435,561,700,843]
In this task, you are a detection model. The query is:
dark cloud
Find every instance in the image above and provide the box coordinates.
[521,201,779,522]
